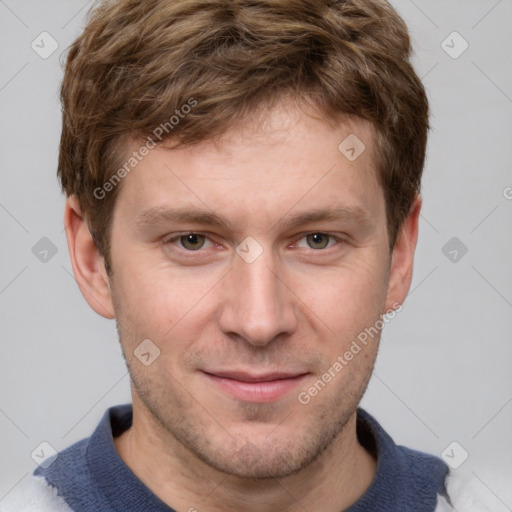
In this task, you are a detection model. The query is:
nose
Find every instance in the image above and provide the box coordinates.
[217,246,298,347]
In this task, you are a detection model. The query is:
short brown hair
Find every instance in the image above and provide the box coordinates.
[58,0,428,269]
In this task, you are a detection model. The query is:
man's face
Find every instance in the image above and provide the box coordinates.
[107,103,395,478]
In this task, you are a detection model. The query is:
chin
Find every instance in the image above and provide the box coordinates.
[179,419,345,480]
[196,441,314,479]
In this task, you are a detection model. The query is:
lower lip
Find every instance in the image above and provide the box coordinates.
[203,373,308,403]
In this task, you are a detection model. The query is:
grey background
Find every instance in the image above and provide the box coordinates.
[1,0,511,508]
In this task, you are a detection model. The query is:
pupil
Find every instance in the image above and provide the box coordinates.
[309,233,328,249]
[183,233,203,249]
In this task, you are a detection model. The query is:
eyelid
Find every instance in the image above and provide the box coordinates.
[163,232,216,250]
[162,231,346,252]
[292,232,344,250]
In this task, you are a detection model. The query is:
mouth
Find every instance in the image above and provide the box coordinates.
[201,370,309,403]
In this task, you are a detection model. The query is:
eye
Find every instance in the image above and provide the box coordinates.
[296,233,337,250]
[165,233,215,251]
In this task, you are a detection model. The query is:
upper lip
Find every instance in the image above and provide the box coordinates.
[203,371,308,383]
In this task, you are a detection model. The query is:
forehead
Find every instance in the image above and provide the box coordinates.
[112,103,384,232]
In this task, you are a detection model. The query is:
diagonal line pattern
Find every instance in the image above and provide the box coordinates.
[407,265,438,297]
[472,396,512,439]
[470,205,499,233]
[265,411,293,439]
[162,367,234,439]
[472,0,502,30]
[164,163,217,215]
[373,373,439,438]
[0,203,29,233]
[61,371,129,439]
[0,408,29,439]
[0,265,29,295]
[272,479,312,512]
[420,213,439,234]
[0,472,29,502]
[472,61,512,104]
[192,472,231,510]
[407,0,439,28]
[0,0,29,28]
[421,62,439,81]
[471,266,512,309]
[265,267,336,335]
[266,164,337,235]
[0,62,29,93]
[59,265,133,335]
[471,471,512,511]
[61,0,94,29]
[164,269,233,337]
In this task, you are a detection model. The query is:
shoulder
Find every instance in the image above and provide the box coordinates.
[33,437,90,484]
[0,437,90,512]
[435,473,510,512]
[0,474,73,512]
[357,409,449,491]
[0,440,86,512]
[20,406,132,511]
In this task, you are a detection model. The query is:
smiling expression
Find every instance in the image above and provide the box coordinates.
[101,102,404,478]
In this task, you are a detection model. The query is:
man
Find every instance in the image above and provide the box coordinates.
[0,0,493,510]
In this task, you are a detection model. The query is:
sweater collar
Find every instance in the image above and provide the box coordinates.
[41,403,449,511]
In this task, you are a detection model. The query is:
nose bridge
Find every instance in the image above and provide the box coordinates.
[219,243,296,346]
[241,254,280,314]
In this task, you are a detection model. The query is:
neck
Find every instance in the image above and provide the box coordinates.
[114,398,377,512]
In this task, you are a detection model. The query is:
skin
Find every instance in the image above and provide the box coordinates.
[65,101,421,512]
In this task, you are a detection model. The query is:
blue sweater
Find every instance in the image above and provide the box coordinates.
[35,404,449,511]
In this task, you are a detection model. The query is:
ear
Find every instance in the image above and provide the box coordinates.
[64,195,115,319]
[384,195,421,312]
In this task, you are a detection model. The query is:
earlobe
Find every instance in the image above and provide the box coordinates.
[384,195,422,313]
[64,195,115,319]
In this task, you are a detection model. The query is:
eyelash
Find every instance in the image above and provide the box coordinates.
[162,232,344,253]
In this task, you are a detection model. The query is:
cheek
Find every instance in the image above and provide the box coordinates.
[292,253,389,336]
[112,260,222,349]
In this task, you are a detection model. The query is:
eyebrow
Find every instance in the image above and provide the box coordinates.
[135,205,373,232]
